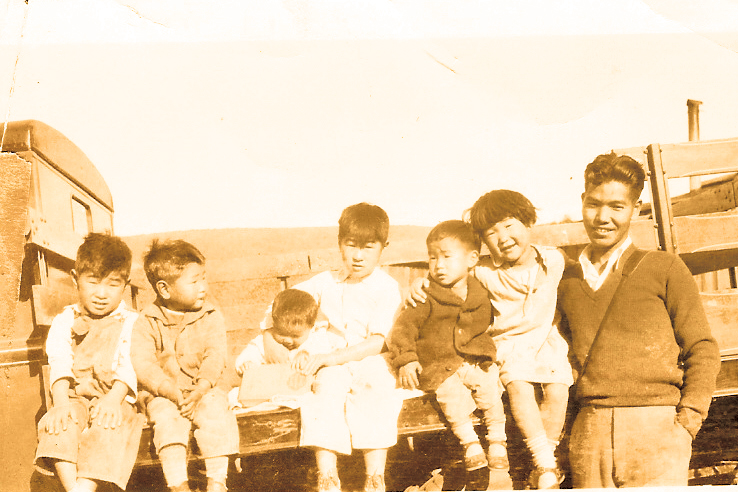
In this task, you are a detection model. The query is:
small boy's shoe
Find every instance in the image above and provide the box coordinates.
[463,442,488,471]
[363,473,385,492]
[206,478,228,492]
[169,482,192,492]
[317,472,341,492]
[527,467,563,489]
[486,440,509,470]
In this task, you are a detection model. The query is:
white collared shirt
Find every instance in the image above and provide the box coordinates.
[579,237,633,291]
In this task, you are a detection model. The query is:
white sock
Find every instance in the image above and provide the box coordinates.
[204,456,229,485]
[69,483,96,492]
[159,445,188,488]
[525,433,556,469]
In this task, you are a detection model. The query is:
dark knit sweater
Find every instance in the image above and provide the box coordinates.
[388,275,495,391]
[558,246,720,421]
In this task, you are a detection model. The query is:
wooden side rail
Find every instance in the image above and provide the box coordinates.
[135,393,452,468]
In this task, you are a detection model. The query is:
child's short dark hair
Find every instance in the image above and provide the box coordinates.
[338,202,390,246]
[271,289,319,333]
[584,152,646,201]
[143,239,205,290]
[467,189,537,233]
[426,220,481,252]
[75,233,132,279]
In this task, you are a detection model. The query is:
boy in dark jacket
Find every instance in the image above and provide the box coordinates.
[388,220,500,488]
[559,153,720,487]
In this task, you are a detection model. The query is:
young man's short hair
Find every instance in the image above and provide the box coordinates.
[467,189,537,232]
[271,289,319,333]
[584,152,646,201]
[426,220,481,252]
[338,202,390,246]
[143,239,205,290]
[75,233,132,279]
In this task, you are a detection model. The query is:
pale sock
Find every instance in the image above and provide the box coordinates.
[452,421,479,448]
[159,445,189,488]
[525,433,556,469]
[69,483,96,492]
[488,441,507,458]
[204,456,229,485]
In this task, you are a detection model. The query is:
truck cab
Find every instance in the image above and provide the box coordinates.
[0,120,137,492]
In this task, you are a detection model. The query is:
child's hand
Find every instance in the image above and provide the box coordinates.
[45,404,78,435]
[235,353,254,376]
[157,379,183,406]
[298,353,333,377]
[398,361,422,390]
[405,278,430,307]
[291,351,310,373]
[90,394,123,429]
[287,371,310,390]
[263,329,290,364]
[180,387,207,420]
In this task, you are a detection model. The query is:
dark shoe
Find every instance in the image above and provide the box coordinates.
[206,478,227,492]
[486,440,509,470]
[527,468,563,489]
[463,442,488,471]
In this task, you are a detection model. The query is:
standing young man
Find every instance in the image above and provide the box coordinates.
[558,152,720,487]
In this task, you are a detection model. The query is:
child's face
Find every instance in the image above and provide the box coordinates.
[339,237,385,281]
[581,180,641,257]
[72,270,127,318]
[272,325,311,351]
[427,237,478,288]
[482,217,533,266]
[158,262,207,312]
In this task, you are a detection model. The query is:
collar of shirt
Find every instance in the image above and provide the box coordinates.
[72,301,128,319]
[579,236,633,291]
[70,301,129,336]
[148,300,216,326]
[335,267,379,284]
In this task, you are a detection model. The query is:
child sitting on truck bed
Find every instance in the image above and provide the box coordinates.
[34,233,143,492]
[408,190,573,489]
[235,288,344,376]
[131,240,238,492]
[261,202,403,492]
[388,220,501,491]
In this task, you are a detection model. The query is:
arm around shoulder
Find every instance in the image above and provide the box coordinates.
[386,302,429,370]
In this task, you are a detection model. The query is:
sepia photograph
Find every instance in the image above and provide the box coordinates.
[2,1,738,491]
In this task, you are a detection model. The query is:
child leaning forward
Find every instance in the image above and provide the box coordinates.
[131,240,238,492]
[388,220,504,491]
[34,233,144,492]
[235,288,345,375]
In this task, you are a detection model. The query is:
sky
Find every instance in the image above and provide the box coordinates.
[2,1,738,236]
